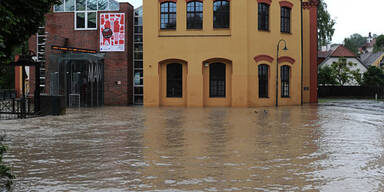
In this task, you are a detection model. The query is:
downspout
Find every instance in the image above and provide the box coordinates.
[300,0,304,105]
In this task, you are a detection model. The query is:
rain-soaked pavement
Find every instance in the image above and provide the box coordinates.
[1,99,384,192]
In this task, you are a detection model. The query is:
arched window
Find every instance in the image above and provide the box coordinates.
[167,63,183,97]
[213,0,230,29]
[280,6,291,33]
[258,3,269,31]
[210,63,226,97]
[160,2,177,29]
[187,1,203,29]
[281,65,290,97]
[258,64,269,98]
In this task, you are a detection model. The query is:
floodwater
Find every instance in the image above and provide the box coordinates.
[1,100,384,192]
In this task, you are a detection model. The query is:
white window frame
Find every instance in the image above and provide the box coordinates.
[54,0,75,12]
[74,0,98,30]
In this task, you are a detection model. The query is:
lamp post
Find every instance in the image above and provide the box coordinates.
[276,39,288,107]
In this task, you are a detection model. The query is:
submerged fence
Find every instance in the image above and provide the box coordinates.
[0,90,35,120]
[318,86,384,99]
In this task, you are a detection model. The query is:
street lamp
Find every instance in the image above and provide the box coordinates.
[276,39,288,107]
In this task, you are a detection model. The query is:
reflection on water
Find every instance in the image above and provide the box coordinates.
[1,100,384,191]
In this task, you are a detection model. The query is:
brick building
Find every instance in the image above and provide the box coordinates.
[28,0,134,106]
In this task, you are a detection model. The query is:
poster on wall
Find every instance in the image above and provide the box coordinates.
[100,13,125,52]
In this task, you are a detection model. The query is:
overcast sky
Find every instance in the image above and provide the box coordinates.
[118,0,384,44]
[325,0,384,44]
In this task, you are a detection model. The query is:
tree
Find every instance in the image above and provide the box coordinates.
[362,66,384,87]
[318,0,336,48]
[373,35,384,53]
[0,0,59,65]
[344,34,367,55]
[330,58,361,86]
[318,65,337,85]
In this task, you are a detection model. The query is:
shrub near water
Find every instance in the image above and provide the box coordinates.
[0,135,14,191]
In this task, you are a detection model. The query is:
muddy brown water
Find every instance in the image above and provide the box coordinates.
[1,100,384,192]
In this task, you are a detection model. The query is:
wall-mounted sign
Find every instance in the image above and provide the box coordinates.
[100,13,125,52]
[51,45,97,53]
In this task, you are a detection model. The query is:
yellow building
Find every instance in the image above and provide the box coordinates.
[143,0,318,107]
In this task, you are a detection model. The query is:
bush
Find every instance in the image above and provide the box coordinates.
[0,135,14,190]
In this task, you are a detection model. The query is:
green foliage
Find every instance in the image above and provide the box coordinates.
[344,34,368,55]
[331,58,361,85]
[0,66,14,89]
[0,135,15,190]
[318,65,337,85]
[362,66,384,87]
[373,35,384,53]
[0,0,59,65]
[318,0,336,48]
[319,58,362,86]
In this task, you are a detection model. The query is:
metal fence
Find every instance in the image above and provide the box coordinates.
[318,86,384,99]
[0,97,36,120]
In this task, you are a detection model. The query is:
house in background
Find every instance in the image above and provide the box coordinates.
[361,51,384,69]
[318,45,367,85]
[359,32,377,55]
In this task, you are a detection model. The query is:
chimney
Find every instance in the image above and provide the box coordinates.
[321,46,327,52]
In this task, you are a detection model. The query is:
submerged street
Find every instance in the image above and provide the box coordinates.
[1,100,384,192]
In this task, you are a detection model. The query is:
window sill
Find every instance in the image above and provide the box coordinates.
[259,97,270,99]
[258,29,270,32]
[160,28,177,31]
[281,96,290,98]
[281,32,292,35]
[213,27,230,30]
[186,28,203,31]
[75,28,97,31]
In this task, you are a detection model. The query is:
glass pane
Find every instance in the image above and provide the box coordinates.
[54,1,64,12]
[98,0,108,10]
[210,63,226,97]
[87,0,97,10]
[87,12,97,28]
[76,0,86,11]
[76,12,85,28]
[167,64,183,98]
[109,0,119,10]
[65,0,74,11]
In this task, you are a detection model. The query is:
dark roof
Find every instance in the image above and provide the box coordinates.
[361,52,384,67]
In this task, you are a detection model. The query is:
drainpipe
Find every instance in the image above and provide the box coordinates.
[300,0,304,105]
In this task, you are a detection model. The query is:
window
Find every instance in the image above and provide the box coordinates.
[258,64,269,98]
[281,65,290,97]
[187,1,203,29]
[167,63,183,98]
[54,0,120,30]
[54,0,75,12]
[160,2,177,30]
[258,3,269,31]
[210,63,226,97]
[213,0,230,29]
[75,0,97,30]
[54,0,119,12]
[281,7,291,33]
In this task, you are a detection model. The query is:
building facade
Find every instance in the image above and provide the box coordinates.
[28,0,134,106]
[143,0,318,107]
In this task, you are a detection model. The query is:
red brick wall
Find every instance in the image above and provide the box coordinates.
[29,3,134,106]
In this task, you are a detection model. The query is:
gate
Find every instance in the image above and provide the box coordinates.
[0,53,41,120]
